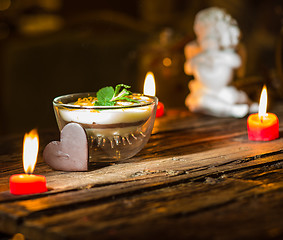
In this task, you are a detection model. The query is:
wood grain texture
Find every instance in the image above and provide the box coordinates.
[0,103,283,240]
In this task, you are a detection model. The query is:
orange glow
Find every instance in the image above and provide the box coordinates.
[23,129,39,174]
[258,85,268,119]
[163,57,172,67]
[143,72,156,96]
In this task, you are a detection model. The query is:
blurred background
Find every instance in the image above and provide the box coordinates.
[0,0,282,135]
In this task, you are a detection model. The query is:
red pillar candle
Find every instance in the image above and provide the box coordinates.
[10,174,47,195]
[156,101,165,118]
[247,86,279,141]
[247,113,279,141]
[10,129,47,195]
[143,71,165,118]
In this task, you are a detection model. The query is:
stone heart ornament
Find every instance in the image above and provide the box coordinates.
[43,123,88,171]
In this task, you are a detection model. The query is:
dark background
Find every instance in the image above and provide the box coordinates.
[0,0,282,135]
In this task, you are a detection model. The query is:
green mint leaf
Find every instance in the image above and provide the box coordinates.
[94,84,137,106]
[96,86,115,105]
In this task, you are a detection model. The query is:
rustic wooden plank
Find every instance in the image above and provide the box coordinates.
[0,137,282,205]
[31,138,283,189]
[5,163,282,240]
[0,132,282,201]
[0,146,282,238]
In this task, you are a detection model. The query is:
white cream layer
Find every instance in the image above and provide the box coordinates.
[59,106,152,125]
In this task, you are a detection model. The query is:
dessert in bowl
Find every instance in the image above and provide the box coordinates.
[53,85,157,161]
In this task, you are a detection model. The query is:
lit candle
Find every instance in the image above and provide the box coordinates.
[247,86,279,141]
[10,129,47,195]
[143,72,165,117]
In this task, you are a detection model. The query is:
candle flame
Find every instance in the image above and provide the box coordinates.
[23,129,39,174]
[143,72,156,96]
[258,85,268,119]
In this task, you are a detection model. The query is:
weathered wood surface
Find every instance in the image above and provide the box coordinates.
[0,104,283,240]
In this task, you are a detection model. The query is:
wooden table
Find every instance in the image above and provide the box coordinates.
[0,104,283,240]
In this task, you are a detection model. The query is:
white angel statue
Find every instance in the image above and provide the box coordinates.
[184,7,257,118]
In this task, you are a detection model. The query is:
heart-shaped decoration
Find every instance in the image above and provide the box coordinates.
[43,123,88,171]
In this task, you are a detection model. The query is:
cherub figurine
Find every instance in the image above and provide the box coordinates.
[184,7,257,118]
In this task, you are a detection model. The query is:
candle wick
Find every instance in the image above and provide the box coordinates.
[260,116,263,123]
